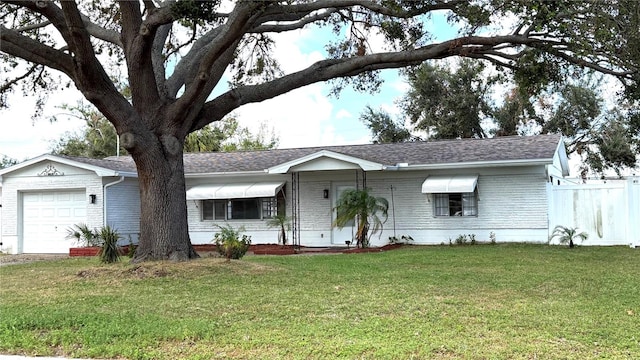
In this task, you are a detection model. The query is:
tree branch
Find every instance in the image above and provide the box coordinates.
[165,26,223,97]
[118,0,162,117]
[196,32,634,128]
[251,9,338,33]
[82,13,122,46]
[16,19,50,32]
[0,25,75,75]
[170,2,262,121]
[261,0,462,20]
[0,63,40,93]
[57,1,134,129]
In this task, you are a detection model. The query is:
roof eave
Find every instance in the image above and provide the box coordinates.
[389,158,554,171]
[185,170,269,178]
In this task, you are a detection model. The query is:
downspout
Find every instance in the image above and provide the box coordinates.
[103,176,125,226]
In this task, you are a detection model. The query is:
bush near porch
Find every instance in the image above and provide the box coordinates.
[0,244,637,359]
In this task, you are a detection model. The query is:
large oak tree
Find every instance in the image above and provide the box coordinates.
[1,0,638,261]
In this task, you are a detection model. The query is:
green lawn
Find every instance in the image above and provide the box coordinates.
[1,244,638,359]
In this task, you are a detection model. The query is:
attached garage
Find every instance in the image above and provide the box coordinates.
[0,154,138,254]
[22,190,87,253]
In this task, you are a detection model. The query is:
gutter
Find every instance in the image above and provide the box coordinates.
[103,176,125,226]
[187,170,269,178]
[383,158,553,171]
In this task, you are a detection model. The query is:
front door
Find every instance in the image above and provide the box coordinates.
[331,184,355,246]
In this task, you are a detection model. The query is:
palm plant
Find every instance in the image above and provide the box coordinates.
[97,225,121,263]
[549,225,588,248]
[333,188,389,248]
[65,223,101,247]
[266,214,291,246]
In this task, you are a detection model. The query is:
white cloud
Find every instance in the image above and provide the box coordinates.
[335,109,352,119]
[234,83,334,149]
[0,91,86,161]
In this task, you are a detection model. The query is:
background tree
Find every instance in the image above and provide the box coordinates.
[1,1,638,261]
[333,188,389,249]
[401,59,497,139]
[491,88,540,137]
[359,106,416,144]
[52,104,278,157]
[50,103,125,158]
[369,64,639,177]
[0,154,18,169]
[164,117,278,153]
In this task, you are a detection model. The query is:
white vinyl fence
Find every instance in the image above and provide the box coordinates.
[548,178,639,247]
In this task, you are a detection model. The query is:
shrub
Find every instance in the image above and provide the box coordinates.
[66,223,101,247]
[213,224,251,261]
[388,235,414,244]
[126,238,137,258]
[97,225,121,263]
[453,234,477,245]
[489,231,497,245]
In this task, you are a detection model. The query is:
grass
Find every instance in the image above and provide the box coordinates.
[0,244,638,359]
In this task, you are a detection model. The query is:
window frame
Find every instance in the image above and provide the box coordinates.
[433,190,478,217]
[200,189,285,221]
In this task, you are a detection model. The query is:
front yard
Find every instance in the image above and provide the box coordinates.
[0,244,638,359]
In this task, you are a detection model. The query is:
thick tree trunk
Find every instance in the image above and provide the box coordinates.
[131,137,199,262]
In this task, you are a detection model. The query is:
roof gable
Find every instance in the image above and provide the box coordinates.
[0,154,137,178]
[267,150,384,173]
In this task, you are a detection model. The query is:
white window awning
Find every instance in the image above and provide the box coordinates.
[187,182,285,200]
[421,175,478,193]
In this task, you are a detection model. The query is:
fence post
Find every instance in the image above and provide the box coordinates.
[628,178,640,248]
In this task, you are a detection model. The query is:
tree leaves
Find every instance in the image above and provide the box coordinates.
[401,59,495,139]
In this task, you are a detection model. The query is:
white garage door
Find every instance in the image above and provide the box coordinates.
[23,190,87,253]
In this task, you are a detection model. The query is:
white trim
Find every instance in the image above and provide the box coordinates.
[0,154,134,177]
[267,150,384,174]
[387,158,553,171]
[186,171,267,178]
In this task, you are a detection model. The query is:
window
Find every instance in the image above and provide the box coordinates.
[434,192,477,216]
[201,190,285,221]
[262,198,278,219]
[229,198,260,219]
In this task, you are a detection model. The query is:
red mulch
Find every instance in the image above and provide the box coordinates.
[70,244,404,257]
[239,243,403,255]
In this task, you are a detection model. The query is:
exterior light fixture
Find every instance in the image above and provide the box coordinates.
[89,194,97,204]
[323,189,329,199]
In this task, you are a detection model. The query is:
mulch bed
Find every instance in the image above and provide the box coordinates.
[230,243,404,255]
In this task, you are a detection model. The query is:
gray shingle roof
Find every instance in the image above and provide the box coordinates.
[56,154,138,173]
[70,134,561,175]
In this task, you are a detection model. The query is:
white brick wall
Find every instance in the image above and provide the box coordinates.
[185,167,551,247]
